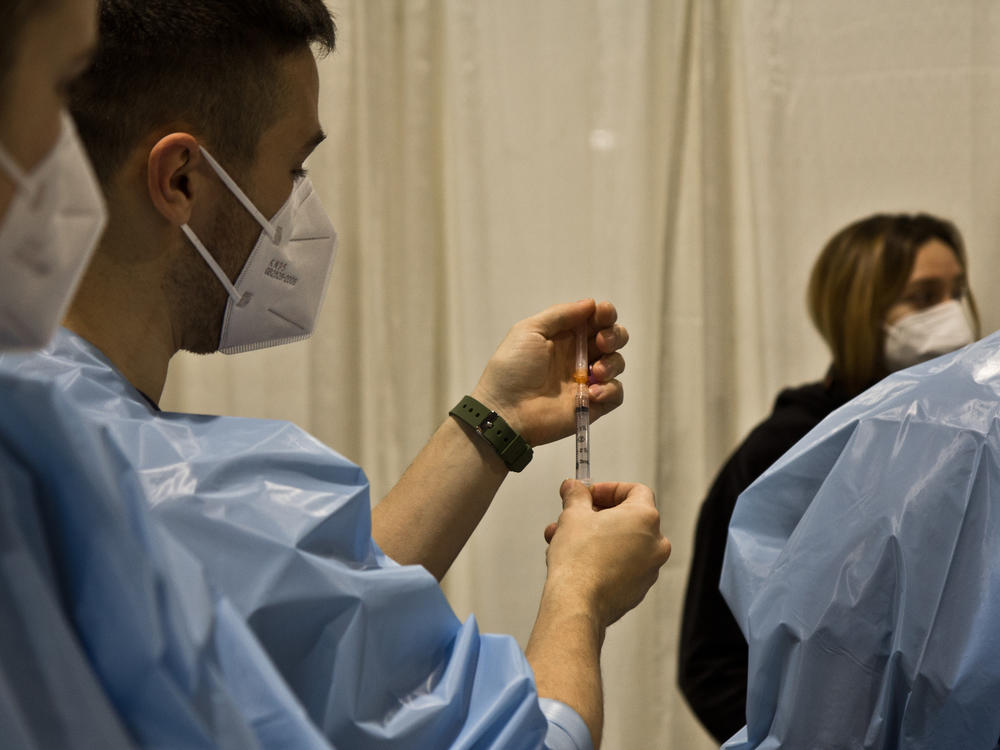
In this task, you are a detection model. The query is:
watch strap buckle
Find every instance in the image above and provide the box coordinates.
[449,396,533,472]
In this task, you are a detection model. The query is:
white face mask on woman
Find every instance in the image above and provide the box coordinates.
[181,146,338,354]
[0,112,107,350]
[884,299,974,371]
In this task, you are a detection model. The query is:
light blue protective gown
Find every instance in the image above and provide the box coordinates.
[0,351,334,748]
[0,448,135,750]
[0,328,591,750]
[720,332,1000,750]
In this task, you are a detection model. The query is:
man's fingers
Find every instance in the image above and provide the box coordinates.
[543,522,558,543]
[590,300,619,330]
[658,537,672,563]
[530,299,597,339]
[621,483,658,510]
[587,481,634,508]
[559,478,594,510]
[590,352,625,383]
[594,323,629,355]
[588,481,656,509]
[589,379,624,420]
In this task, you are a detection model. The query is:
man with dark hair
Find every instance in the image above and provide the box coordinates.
[1,1,671,749]
[71,0,337,188]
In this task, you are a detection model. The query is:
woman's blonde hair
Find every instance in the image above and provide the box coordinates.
[807,213,980,396]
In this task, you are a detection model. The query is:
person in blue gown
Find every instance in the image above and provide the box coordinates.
[0,2,125,745]
[0,1,335,748]
[719,276,1000,744]
[0,1,672,748]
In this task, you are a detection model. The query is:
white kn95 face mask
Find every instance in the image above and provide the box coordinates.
[181,146,338,354]
[0,111,108,350]
[884,299,974,372]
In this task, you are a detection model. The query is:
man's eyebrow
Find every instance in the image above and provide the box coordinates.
[301,130,327,158]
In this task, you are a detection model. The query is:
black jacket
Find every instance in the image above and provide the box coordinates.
[677,378,851,743]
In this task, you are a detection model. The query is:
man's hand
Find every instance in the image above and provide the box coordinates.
[544,480,671,628]
[470,299,628,447]
[525,480,670,748]
[373,300,627,581]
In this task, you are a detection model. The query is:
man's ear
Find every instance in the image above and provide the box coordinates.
[147,133,203,226]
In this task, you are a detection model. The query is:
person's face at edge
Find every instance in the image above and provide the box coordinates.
[0,0,98,220]
[177,45,327,353]
[884,238,967,326]
[231,46,326,239]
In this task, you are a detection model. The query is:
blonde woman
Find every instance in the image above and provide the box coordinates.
[678,213,979,743]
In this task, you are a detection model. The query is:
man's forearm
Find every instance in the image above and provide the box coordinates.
[526,584,605,750]
[371,416,507,580]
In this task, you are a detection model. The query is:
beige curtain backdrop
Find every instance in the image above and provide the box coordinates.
[161,2,1000,747]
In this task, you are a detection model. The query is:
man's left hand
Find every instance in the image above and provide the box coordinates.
[470,298,628,448]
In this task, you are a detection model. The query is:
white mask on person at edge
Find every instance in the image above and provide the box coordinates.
[0,111,108,350]
[181,146,337,354]
[883,299,974,371]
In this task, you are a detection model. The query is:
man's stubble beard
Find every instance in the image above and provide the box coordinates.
[164,198,259,355]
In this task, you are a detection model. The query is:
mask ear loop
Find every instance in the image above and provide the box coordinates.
[180,224,250,307]
[197,146,281,243]
[179,144,282,307]
[0,144,27,187]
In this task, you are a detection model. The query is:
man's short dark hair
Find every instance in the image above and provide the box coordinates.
[70,0,336,185]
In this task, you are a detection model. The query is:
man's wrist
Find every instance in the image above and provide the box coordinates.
[539,574,606,641]
[531,570,607,649]
[448,394,533,472]
[469,386,524,435]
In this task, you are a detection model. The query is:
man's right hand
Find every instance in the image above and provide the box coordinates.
[543,480,671,628]
[525,480,670,747]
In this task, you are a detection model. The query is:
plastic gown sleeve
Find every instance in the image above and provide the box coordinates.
[0,357,334,750]
[720,334,1000,749]
[5,328,592,750]
[0,449,135,750]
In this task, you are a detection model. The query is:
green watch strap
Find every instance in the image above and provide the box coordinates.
[449,395,533,472]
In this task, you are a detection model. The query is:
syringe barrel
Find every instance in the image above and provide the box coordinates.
[575,384,590,484]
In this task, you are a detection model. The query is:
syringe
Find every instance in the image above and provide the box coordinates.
[574,327,591,486]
